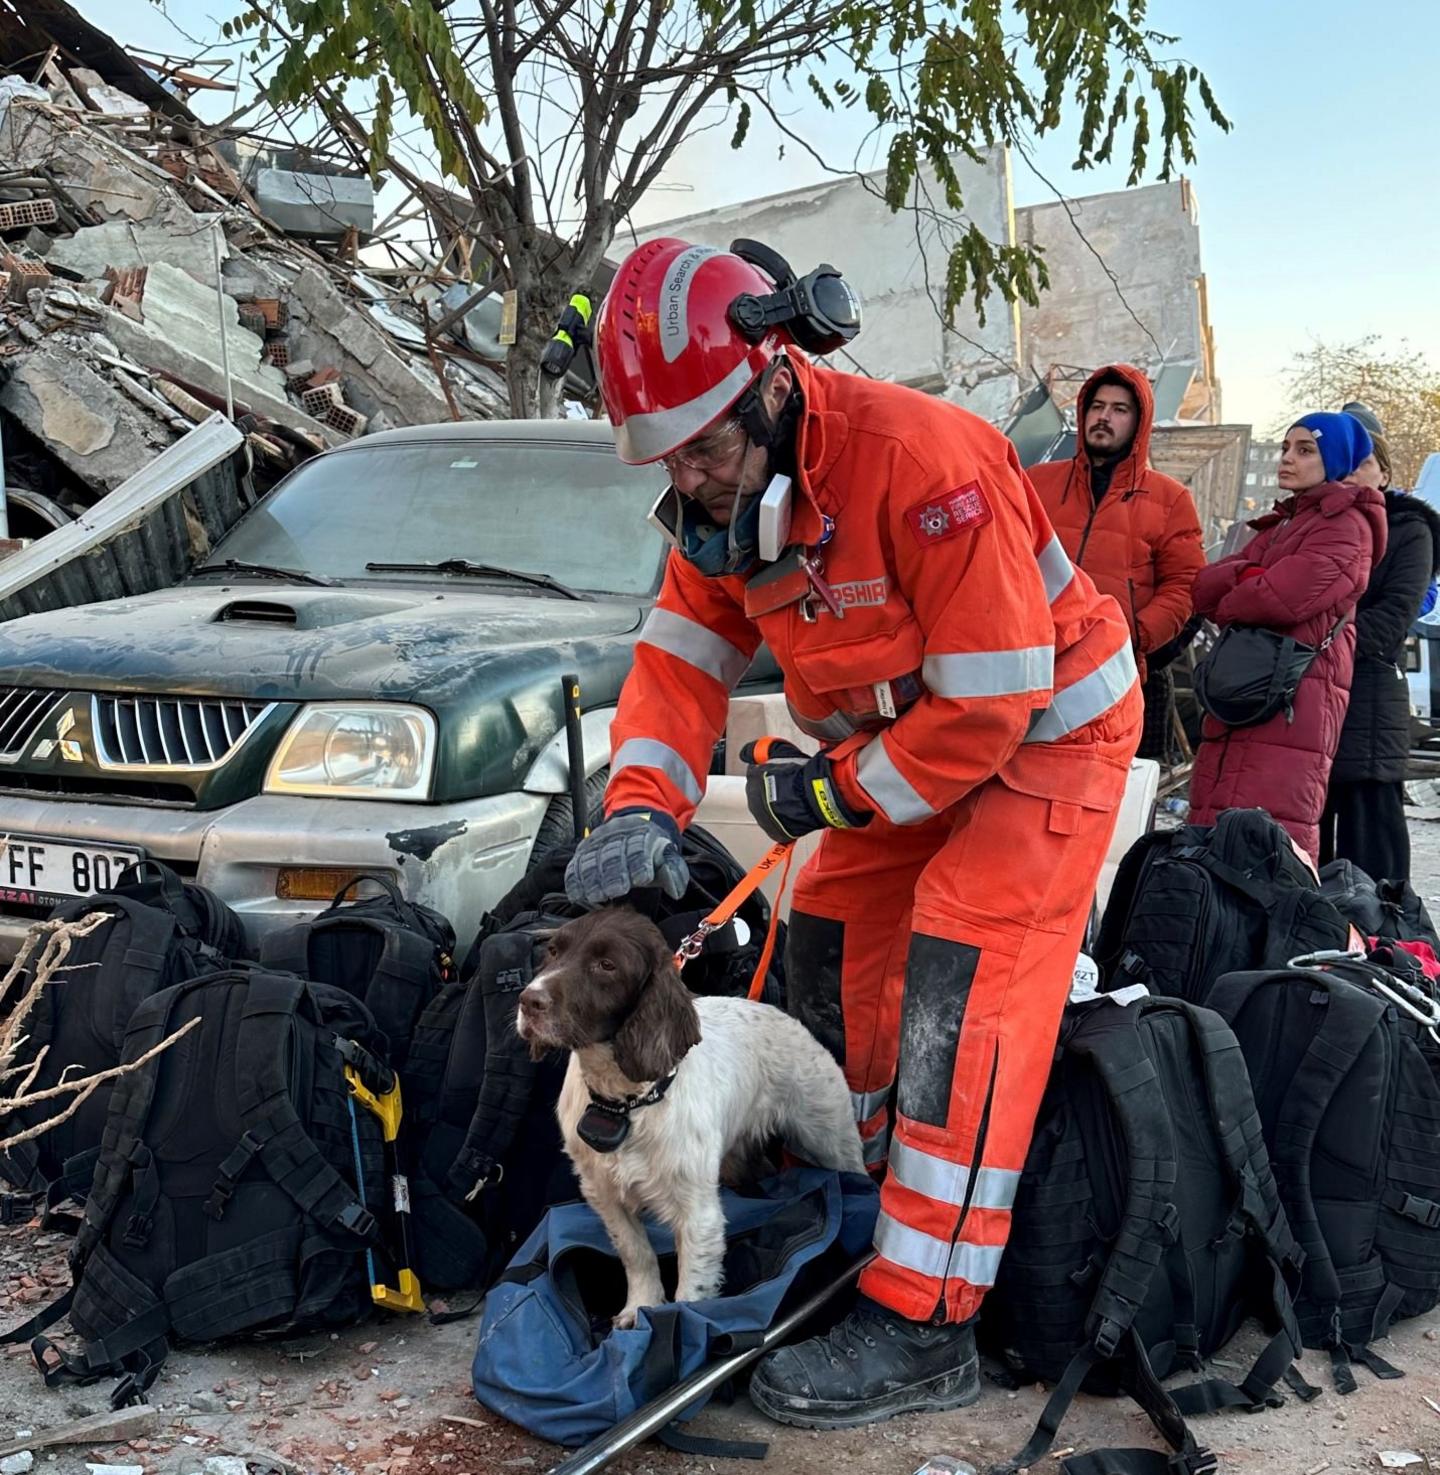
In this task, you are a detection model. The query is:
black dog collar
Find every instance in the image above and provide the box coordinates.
[577,1069,680,1154]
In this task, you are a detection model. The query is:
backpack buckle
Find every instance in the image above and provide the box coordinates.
[337,1201,376,1240]
[1156,1201,1181,1245]
[1395,1192,1440,1229]
[1093,1315,1124,1358]
[0,1191,44,1225]
[1170,1448,1218,1475]
[203,1182,233,1221]
[122,1212,154,1249]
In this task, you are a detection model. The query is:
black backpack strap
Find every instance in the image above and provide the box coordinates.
[445,928,544,1200]
[361,924,439,1057]
[1165,1006,1302,1415]
[234,972,379,1241]
[1002,1006,1195,1474]
[1211,969,1384,1388]
[12,979,203,1401]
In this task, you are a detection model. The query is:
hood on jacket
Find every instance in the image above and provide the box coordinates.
[1067,363,1155,500]
[1387,489,1440,579]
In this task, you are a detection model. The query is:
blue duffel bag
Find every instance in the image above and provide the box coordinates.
[471,1167,878,1448]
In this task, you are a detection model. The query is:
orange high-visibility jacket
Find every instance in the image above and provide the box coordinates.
[1028,364,1205,670]
[605,358,1137,828]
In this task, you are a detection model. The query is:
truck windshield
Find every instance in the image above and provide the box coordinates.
[206,438,669,596]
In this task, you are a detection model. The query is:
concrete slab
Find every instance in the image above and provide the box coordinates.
[102,261,334,439]
[0,344,167,488]
[47,210,229,286]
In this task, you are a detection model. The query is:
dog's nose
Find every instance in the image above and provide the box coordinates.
[519,981,550,1015]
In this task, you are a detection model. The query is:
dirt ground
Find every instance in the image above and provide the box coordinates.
[7,811,1440,1475]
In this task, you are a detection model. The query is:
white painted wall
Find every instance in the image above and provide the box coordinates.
[631,149,1022,423]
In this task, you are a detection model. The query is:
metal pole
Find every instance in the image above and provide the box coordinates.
[213,222,235,422]
[561,673,588,841]
[0,425,9,540]
[545,1254,874,1475]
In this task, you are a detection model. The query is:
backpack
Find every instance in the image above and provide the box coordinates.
[1319,859,1440,954]
[259,872,455,1069]
[1204,955,1440,1390]
[2,968,402,1404]
[983,993,1304,1475]
[1095,808,1351,1003]
[401,906,579,1292]
[471,1168,878,1450]
[0,860,245,1214]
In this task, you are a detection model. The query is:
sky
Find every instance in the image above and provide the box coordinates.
[93,0,1440,434]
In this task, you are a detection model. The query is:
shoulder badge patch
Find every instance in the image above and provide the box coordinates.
[904,483,992,547]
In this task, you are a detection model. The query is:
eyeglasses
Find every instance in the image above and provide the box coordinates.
[660,418,746,473]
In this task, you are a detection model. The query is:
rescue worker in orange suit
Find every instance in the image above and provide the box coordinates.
[564,238,1142,1428]
[1028,366,1205,756]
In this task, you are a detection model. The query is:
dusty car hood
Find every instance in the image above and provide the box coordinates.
[0,584,645,804]
[0,583,644,704]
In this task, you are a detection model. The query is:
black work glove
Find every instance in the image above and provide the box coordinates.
[564,808,690,907]
[739,739,871,844]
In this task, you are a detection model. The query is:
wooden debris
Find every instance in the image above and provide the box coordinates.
[0,1408,160,1459]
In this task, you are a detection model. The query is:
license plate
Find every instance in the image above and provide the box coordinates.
[0,833,145,908]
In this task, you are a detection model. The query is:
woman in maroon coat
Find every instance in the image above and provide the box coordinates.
[1189,413,1388,862]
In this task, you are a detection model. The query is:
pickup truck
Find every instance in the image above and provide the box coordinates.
[0,419,752,958]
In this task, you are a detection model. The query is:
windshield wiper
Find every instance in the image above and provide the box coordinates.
[365,558,582,600]
[193,559,339,588]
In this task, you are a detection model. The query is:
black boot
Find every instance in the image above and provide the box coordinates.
[748,1296,979,1429]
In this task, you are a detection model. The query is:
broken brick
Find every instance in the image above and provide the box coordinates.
[0,197,59,231]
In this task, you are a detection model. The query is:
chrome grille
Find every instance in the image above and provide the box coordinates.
[0,686,66,762]
[94,695,272,769]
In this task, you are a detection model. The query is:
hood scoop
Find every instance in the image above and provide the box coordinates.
[211,592,425,630]
[216,599,299,626]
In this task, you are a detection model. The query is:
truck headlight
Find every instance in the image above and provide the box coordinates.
[264,703,436,800]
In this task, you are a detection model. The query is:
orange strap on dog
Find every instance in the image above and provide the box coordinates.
[673,841,795,1001]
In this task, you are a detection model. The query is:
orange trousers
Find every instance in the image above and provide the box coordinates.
[786,689,1141,1324]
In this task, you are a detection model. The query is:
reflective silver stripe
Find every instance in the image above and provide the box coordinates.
[872,1213,1004,1286]
[889,1139,1019,1211]
[615,356,758,464]
[851,1086,891,1121]
[640,608,750,689]
[863,1131,890,1167]
[1025,642,1138,744]
[856,738,936,825]
[610,737,703,806]
[1038,533,1075,602]
[948,1239,1004,1288]
[873,1213,951,1280]
[922,646,1053,699]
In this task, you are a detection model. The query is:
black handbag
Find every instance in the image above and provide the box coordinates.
[1194,615,1347,728]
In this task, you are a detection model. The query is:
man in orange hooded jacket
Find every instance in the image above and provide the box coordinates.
[1029,366,1204,695]
[563,240,1142,1429]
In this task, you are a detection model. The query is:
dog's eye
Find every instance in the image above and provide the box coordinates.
[596,957,616,973]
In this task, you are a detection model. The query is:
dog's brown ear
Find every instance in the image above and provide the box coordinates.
[612,942,701,1083]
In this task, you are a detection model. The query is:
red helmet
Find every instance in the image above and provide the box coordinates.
[596,238,789,465]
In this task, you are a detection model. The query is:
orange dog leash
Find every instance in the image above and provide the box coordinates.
[673,840,795,1000]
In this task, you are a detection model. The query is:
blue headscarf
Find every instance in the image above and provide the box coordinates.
[1290,412,1374,484]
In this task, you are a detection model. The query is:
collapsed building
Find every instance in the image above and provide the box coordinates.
[0,8,512,554]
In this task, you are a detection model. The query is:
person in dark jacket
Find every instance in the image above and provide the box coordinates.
[1189,412,1387,863]
[1320,421,1440,879]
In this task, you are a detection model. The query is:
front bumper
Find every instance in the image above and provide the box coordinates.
[0,787,550,961]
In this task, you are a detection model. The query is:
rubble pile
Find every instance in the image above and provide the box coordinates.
[0,66,511,527]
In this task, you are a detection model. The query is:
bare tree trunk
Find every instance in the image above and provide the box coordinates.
[507,270,577,418]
